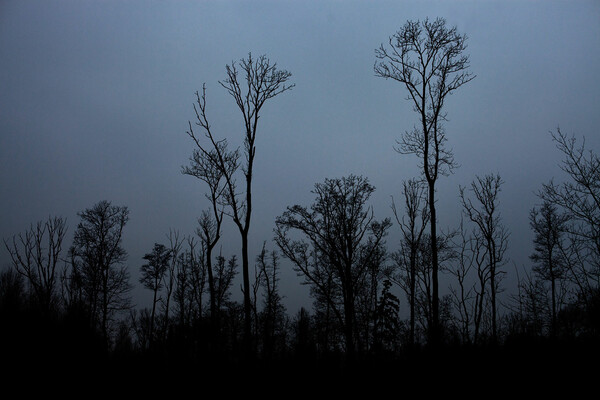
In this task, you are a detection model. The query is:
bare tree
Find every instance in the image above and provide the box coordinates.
[355,240,388,352]
[183,130,236,327]
[391,179,429,346]
[214,251,238,313]
[255,242,286,357]
[375,17,475,343]
[448,219,476,344]
[448,218,490,344]
[460,174,509,343]
[509,265,551,337]
[69,200,132,347]
[189,238,207,321]
[274,175,392,358]
[195,211,222,324]
[173,244,192,329]
[172,236,206,329]
[140,243,171,347]
[540,128,600,307]
[161,229,183,341]
[471,231,490,344]
[4,216,67,312]
[185,53,293,351]
[529,200,570,336]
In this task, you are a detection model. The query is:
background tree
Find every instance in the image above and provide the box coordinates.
[214,252,240,353]
[448,218,490,344]
[183,131,237,330]
[290,307,317,359]
[373,279,401,353]
[540,128,600,320]
[160,229,183,342]
[69,200,133,348]
[448,219,475,344]
[185,53,293,351]
[391,179,429,346]
[309,253,341,353]
[460,174,509,343]
[4,216,67,312]
[214,251,238,314]
[172,237,204,331]
[0,269,25,316]
[255,243,287,358]
[354,240,389,352]
[529,200,570,336]
[251,249,263,342]
[375,17,475,344]
[509,266,550,338]
[274,175,392,358]
[139,242,171,347]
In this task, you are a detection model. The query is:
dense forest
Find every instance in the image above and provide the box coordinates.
[2,17,599,387]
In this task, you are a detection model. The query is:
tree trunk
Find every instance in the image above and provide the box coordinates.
[410,251,416,346]
[428,180,440,346]
[490,240,497,343]
[344,286,355,360]
[150,286,157,347]
[551,270,557,337]
[206,244,219,351]
[242,232,252,355]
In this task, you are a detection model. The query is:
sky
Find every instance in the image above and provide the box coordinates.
[1,0,600,316]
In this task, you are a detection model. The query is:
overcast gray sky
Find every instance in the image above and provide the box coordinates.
[1,0,599,315]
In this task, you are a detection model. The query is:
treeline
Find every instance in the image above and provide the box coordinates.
[2,18,599,380]
[1,127,599,371]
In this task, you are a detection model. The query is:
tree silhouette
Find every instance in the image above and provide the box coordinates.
[391,179,429,346]
[4,216,67,312]
[529,200,570,336]
[185,53,293,353]
[172,236,205,330]
[69,200,132,348]
[160,229,183,342]
[140,242,172,347]
[214,251,238,313]
[274,175,391,358]
[540,128,600,312]
[375,17,475,344]
[374,279,401,352]
[183,122,237,332]
[255,243,286,357]
[460,174,509,343]
[448,218,491,344]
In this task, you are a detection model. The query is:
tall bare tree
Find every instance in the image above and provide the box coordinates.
[375,17,475,344]
[4,216,67,312]
[185,53,293,351]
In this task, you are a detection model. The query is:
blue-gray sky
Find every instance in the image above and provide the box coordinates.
[1,0,600,315]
